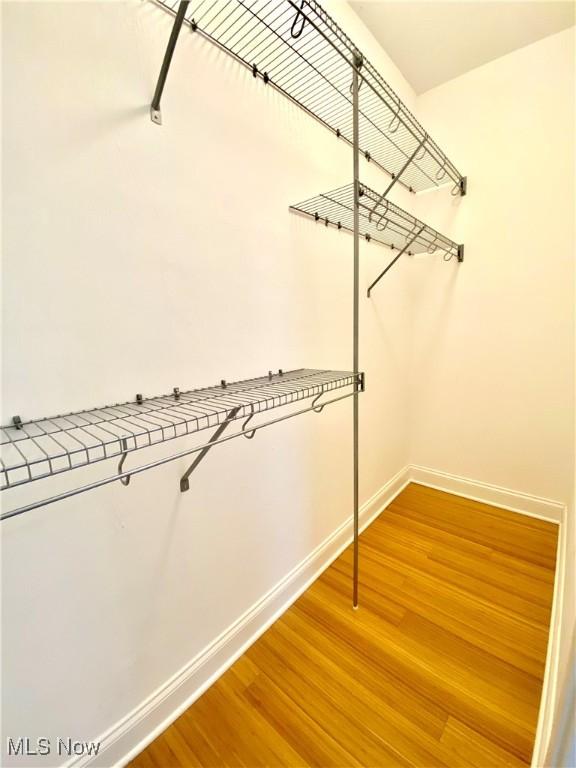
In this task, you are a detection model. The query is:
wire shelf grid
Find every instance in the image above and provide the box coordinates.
[154,0,464,194]
[0,369,357,490]
[290,183,460,259]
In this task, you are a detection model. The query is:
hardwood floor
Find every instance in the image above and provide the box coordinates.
[130,483,558,767]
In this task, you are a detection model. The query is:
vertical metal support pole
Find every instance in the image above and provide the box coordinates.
[352,55,361,610]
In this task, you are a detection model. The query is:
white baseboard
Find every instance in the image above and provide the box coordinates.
[74,466,411,768]
[409,464,565,523]
[407,464,566,767]
[531,504,567,767]
[75,463,566,768]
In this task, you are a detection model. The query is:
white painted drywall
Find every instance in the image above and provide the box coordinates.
[2,4,574,765]
[412,27,575,763]
[412,26,574,507]
[1,1,417,764]
[349,1,576,94]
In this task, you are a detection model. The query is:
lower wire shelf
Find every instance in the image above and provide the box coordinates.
[1,368,363,520]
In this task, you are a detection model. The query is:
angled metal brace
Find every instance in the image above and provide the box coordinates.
[367,225,425,297]
[180,406,240,492]
[150,1,190,125]
[368,137,426,224]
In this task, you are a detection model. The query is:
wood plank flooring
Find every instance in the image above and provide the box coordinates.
[130,483,558,767]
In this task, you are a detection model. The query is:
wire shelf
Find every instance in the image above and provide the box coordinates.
[290,183,461,259]
[0,369,358,491]
[154,0,465,194]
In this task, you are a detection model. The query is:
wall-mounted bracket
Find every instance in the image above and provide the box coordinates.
[357,372,365,392]
[457,244,465,262]
[180,406,240,492]
[367,226,425,297]
[150,0,190,125]
[460,177,467,196]
[368,137,426,218]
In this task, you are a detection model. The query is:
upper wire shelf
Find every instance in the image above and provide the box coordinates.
[154,0,466,194]
[1,369,357,491]
[290,182,462,260]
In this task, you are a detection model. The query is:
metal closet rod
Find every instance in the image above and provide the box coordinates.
[0,386,361,522]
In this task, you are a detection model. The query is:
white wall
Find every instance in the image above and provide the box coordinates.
[3,4,574,766]
[1,1,417,764]
[412,27,574,504]
[412,27,575,765]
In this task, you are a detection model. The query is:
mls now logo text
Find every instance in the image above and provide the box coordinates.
[7,737,101,758]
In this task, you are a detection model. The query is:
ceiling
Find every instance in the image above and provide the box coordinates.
[349,1,575,94]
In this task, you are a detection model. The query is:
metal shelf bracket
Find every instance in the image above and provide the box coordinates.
[180,406,241,492]
[150,0,190,125]
[368,137,426,214]
[367,225,425,297]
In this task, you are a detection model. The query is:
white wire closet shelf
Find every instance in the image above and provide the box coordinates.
[290,182,463,260]
[1,369,360,499]
[153,0,466,195]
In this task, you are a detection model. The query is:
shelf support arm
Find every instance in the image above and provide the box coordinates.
[367,226,425,297]
[180,406,241,492]
[368,137,426,224]
[150,0,190,125]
